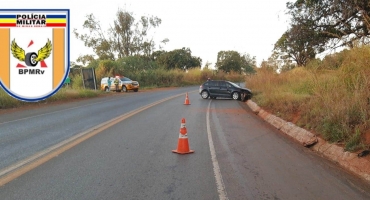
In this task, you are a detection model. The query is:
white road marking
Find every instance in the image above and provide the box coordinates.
[207,100,229,200]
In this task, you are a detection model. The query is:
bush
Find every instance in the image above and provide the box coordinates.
[71,74,84,89]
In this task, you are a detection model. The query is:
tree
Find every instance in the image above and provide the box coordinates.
[240,53,256,74]
[274,23,325,66]
[76,54,96,66]
[70,61,83,69]
[116,55,159,73]
[204,61,212,69]
[73,14,115,62]
[151,50,166,61]
[156,47,202,70]
[215,51,255,74]
[73,9,169,64]
[260,51,297,73]
[110,9,165,58]
[287,0,370,49]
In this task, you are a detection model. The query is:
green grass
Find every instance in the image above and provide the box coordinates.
[345,129,364,152]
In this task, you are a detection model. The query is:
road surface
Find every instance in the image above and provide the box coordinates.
[0,87,369,200]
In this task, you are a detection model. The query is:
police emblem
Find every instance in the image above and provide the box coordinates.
[0,9,70,102]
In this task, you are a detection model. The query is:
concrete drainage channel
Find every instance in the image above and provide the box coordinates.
[245,100,370,183]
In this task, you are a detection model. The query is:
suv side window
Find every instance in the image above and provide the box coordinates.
[204,82,209,86]
[226,83,232,88]
[208,81,216,86]
[219,81,226,87]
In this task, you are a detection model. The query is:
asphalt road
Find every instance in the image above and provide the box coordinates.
[0,87,370,200]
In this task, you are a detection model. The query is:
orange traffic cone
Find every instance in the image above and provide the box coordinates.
[172,118,194,154]
[184,92,191,105]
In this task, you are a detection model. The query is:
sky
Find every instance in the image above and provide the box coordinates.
[1,0,292,67]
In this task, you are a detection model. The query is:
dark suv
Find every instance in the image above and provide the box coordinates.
[199,80,252,101]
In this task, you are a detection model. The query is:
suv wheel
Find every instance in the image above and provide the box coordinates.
[201,90,209,99]
[232,92,240,100]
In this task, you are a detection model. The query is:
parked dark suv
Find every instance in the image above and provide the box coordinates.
[199,80,252,101]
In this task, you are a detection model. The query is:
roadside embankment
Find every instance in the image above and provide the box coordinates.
[246,99,370,183]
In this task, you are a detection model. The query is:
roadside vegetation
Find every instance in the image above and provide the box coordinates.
[247,44,370,152]
[0,67,245,109]
[251,0,370,152]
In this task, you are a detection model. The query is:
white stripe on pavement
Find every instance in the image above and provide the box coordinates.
[207,100,229,200]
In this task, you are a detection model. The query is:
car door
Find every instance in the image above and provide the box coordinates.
[218,81,230,97]
[225,82,234,97]
[208,81,219,96]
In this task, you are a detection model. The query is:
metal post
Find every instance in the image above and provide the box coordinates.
[92,68,97,90]
[81,68,85,89]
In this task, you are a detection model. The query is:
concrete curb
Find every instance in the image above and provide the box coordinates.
[245,99,370,183]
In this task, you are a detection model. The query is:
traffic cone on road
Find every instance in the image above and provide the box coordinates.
[172,118,194,154]
[184,92,191,105]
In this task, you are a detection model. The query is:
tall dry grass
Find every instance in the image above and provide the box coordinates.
[246,66,313,120]
[246,45,370,151]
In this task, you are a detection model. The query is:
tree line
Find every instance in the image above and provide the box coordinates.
[73,8,256,74]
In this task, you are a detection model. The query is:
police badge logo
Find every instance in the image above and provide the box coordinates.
[0,9,70,102]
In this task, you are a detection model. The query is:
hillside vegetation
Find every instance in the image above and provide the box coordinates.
[246,45,370,152]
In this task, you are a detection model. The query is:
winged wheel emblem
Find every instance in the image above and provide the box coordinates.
[10,39,52,67]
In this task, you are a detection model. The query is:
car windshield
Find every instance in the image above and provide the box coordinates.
[120,77,131,81]
[228,81,241,88]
